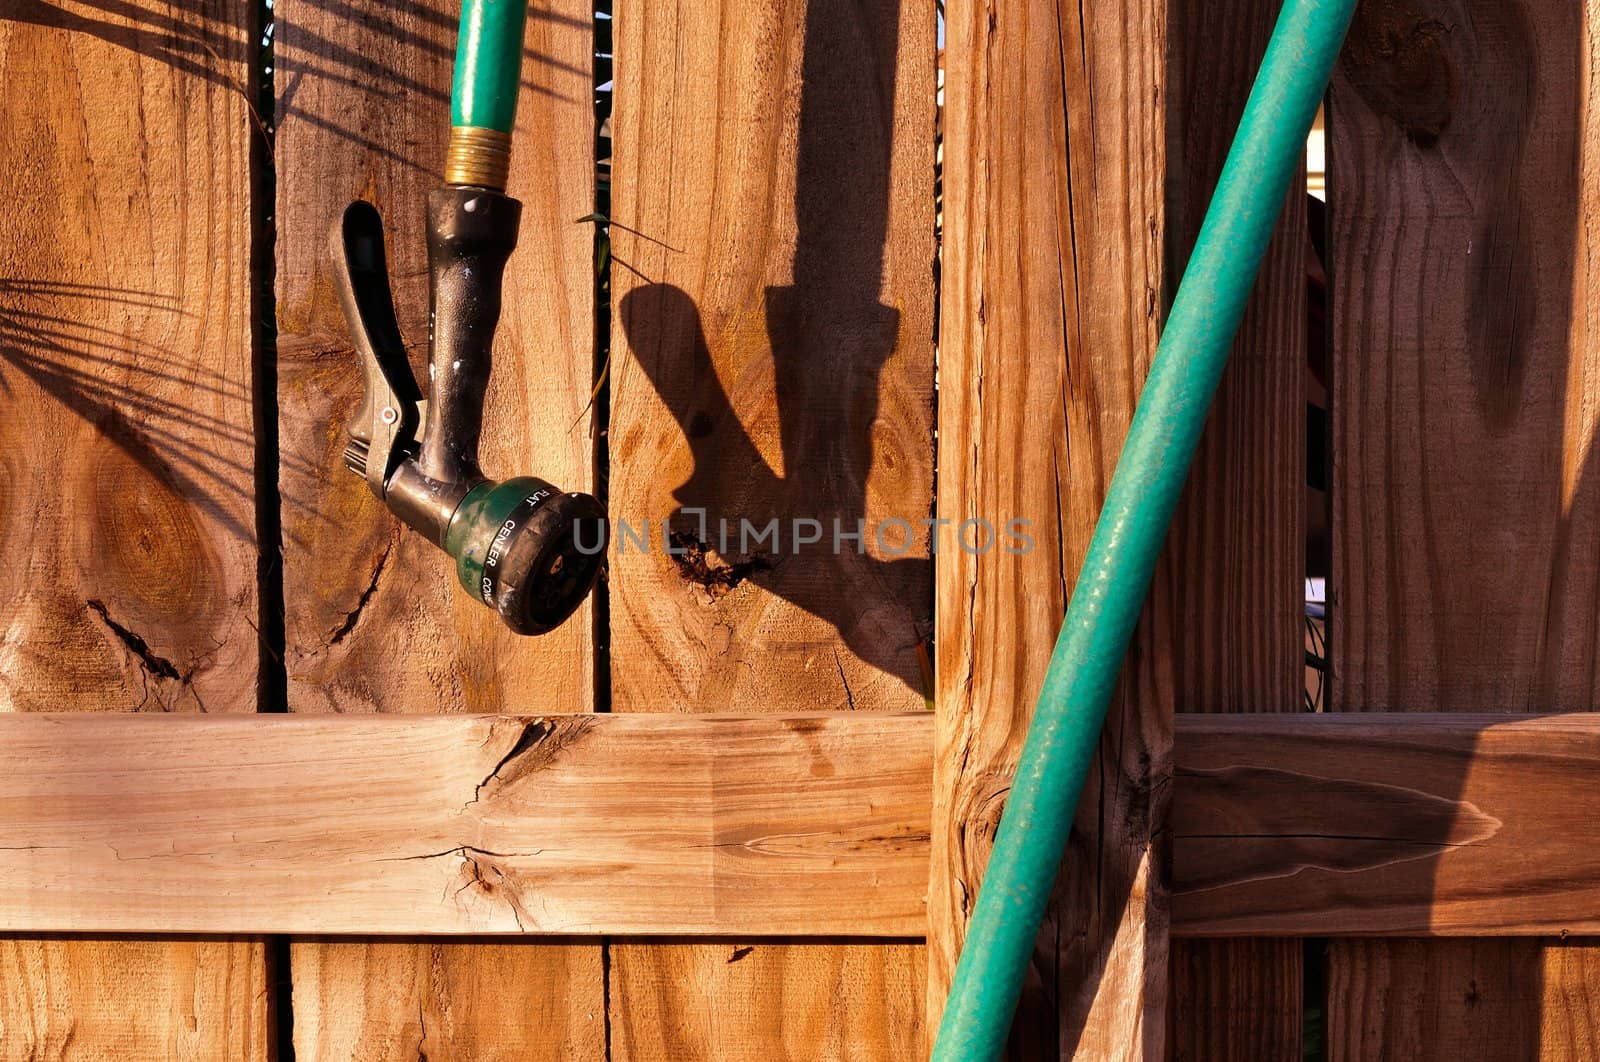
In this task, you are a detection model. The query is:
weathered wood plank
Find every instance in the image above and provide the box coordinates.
[609,0,934,716]
[0,9,261,758]
[1539,942,1600,1058]
[0,3,266,1056]
[291,941,602,1060]
[608,0,935,1055]
[1175,713,1600,937]
[929,0,1167,1055]
[1326,940,1541,1061]
[609,944,927,1062]
[0,937,268,1060]
[8,711,1600,940]
[1329,0,1600,1052]
[273,0,602,1053]
[1164,0,1307,1049]
[0,713,932,936]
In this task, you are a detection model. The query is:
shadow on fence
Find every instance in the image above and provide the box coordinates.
[618,0,931,699]
[8,0,578,173]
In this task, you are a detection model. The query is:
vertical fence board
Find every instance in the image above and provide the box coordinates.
[274,1,603,1055]
[0,2,266,1056]
[1165,0,1307,1055]
[1329,940,1542,1059]
[1329,0,1600,1056]
[1172,940,1301,1061]
[929,0,1168,1057]
[1541,943,1600,1057]
[607,0,934,1055]
[0,937,266,1060]
[606,945,927,1062]
[276,0,594,711]
[290,942,602,1060]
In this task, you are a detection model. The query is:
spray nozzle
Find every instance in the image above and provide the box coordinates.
[329,193,604,636]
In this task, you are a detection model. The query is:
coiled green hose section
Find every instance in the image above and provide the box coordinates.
[451,0,529,132]
[930,0,1358,1057]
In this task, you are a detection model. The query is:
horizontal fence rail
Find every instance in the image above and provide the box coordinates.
[0,713,931,936]
[2,711,1594,938]
[1173,713,1600,935]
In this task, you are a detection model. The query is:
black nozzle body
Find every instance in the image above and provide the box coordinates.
[418,186,520,487]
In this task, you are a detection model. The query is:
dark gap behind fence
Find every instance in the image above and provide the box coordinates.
[593,1,613,716]
[594,6,616,1057]
[1302,93,1333,1062]
[250,0,294,1057]
[252,0,286,717]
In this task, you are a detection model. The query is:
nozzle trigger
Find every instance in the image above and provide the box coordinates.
[331,200,425,498]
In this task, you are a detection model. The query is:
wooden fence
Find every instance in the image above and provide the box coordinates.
[1,0,1597,1058]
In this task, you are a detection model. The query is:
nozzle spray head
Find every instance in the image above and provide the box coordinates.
[444,477,606,635]
[330,193,605,636]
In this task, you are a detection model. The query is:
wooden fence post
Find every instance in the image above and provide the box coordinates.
[930,0,1169,1056]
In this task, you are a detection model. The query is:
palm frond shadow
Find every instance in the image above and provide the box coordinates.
[0,279,321,547]
[11,0,579,177]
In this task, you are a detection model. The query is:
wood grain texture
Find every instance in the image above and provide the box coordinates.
[929,0,1167,1055]
[0,713,931,936]
[272,0,601,1053]
[0,3,266,1057]
[1330,0,1589,714]
[1175,713,1600,937]
[609,942,926,1062]
[0,937,268,1061]
[608,0,935,1056]
[1164,0,1307,1051]
[608,1,935,711]
[0,11,259,718]
[1324,940,1600,1062]
[1165,3,1304,712]
[1540,943,1600,1060]
[291,941,602,1061]
[9,709,1600,941]
[1169,939,1299,1062]
[1329,0,1599,1053]
[1327,940,1540,1061]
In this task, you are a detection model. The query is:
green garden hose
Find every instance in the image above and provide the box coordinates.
[930,0,1358,1057]
[446,0,530,189]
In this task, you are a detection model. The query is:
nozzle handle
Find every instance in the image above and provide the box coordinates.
[418,185,521,488]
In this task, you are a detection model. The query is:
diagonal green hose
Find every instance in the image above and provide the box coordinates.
[930,0,1357,1057]
[451,0,529,133]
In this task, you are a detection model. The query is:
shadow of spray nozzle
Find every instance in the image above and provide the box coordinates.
[329,195,605,636]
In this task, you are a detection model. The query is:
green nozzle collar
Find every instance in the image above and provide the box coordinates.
[446,476,555,605]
